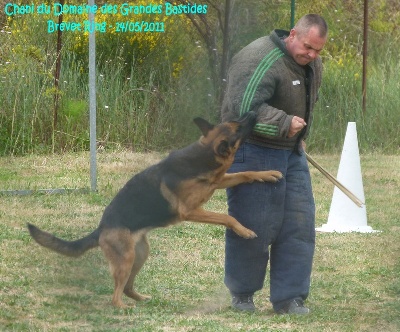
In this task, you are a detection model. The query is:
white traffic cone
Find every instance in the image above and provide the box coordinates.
[316,122,377,233]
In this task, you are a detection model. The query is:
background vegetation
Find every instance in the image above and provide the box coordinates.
[0,0,399,155]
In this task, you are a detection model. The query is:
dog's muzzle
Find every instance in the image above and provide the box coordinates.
[236,111,257,138]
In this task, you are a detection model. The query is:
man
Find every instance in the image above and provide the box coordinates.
[221,14,328,314]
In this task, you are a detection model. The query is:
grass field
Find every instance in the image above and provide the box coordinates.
[0,151,399,331]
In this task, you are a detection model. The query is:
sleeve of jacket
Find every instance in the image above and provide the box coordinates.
[221,53,292,139]
[251,65,293,139]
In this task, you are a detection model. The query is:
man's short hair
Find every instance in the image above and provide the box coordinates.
[295,14,328,38]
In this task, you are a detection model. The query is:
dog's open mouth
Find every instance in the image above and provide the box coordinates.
[235,111,257,141]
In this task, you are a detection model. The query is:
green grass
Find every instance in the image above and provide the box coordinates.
[0,151,399,331]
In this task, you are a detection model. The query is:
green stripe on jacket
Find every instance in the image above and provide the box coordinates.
[254,123,279,136]
[239,47,284,137]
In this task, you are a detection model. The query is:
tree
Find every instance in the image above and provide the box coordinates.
[165,0,232,107]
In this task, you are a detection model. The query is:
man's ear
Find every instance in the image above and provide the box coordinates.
[289,28,296,40]
[193,117,214,137]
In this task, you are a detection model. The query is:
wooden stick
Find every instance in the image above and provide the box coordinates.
[305,152,364,207]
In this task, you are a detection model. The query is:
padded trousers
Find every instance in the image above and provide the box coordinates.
[224,142,315,311]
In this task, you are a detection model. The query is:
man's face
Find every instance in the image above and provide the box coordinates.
[287,26,327,66]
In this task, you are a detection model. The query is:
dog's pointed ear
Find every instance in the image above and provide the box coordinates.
[193,117,214,137]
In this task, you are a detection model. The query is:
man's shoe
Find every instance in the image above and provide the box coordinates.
[231,294,256,312]
[276,299,310,315]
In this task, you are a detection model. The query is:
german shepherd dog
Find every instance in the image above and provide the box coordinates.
[28,112,282,308]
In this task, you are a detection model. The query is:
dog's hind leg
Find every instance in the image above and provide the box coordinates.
[99,229,136,308]
[123,232,152,302]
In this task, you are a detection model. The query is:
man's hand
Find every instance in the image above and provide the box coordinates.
[288,116,307,138]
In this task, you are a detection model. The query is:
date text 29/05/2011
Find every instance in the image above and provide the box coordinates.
[47,20,165,33]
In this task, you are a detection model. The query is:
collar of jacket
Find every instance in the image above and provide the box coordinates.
[270,29,290,55]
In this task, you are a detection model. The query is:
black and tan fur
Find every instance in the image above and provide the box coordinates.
[28,112,282,308]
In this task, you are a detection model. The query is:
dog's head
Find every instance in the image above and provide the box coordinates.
[193,112,257,159]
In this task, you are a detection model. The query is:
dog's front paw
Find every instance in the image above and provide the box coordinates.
[269,170,283,181]
[256,170,283,183]
[234,225,257,239]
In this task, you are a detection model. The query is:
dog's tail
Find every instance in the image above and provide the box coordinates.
[27,223,100,257]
